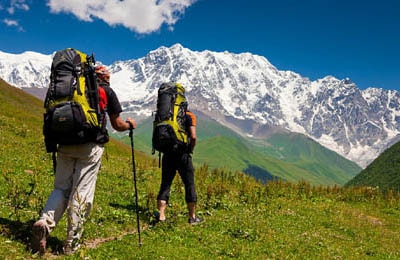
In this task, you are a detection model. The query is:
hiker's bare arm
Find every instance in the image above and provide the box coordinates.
[109,114,137,131]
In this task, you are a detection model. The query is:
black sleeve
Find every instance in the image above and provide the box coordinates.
[102,84,123,115]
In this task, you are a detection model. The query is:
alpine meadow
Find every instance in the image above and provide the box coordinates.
[1,76,400,259]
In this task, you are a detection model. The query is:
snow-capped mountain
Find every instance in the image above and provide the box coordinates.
[0,50,50,89]
[1,44,399,168]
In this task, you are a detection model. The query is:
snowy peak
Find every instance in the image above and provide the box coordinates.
[0,51,51,89]
[110,45,400,168]
[0,45,399,168]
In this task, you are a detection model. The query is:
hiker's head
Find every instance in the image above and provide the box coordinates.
[95,65,110,83]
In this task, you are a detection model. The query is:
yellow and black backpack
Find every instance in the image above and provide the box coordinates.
[152,82,189,154]
[43,48,104,152]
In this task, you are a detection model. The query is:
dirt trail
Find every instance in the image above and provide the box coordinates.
[33,226,146,259]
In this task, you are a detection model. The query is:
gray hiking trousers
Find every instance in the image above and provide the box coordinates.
[39,142,104,246]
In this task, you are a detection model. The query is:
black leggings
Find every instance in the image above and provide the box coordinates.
[157,152,197,203]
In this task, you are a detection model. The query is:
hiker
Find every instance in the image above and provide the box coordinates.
[154,83,203,225]
[32,62,137,255]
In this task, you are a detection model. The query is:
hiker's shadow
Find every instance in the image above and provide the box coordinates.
[109,203,150,222]
[0,217,63,254]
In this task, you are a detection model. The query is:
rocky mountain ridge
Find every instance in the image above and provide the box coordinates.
[0,44,399,167]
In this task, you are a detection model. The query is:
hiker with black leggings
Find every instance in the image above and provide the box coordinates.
[156,110,203,225]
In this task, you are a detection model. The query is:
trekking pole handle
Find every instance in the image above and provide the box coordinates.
[127,121,134,137]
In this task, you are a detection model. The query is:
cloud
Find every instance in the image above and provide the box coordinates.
[46,0,197,34]
[7,0,30,14]
[3,18,19,26]
[0,1,28,31]
[3,17,24,31]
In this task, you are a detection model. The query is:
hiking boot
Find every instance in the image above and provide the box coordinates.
[32,220,48,255]
[188,217,203,225]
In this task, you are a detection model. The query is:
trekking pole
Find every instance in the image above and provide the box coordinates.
[128,124,142,247]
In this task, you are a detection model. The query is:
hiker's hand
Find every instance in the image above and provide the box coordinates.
[126,118,137,130]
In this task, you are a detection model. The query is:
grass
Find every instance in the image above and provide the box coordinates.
[1,80,400,259]
[55,180,400,259]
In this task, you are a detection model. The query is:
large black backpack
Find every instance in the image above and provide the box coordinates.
[152,82,189,154]
[43,48,103,152]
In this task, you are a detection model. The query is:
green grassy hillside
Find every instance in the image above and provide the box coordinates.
[1,80,400,259]
[118,115,361,186]
[346,140,400,192]
[259,132,362,184]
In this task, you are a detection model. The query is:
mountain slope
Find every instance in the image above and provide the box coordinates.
[1,76,400,260]
[1,45,399,168]
[252,132,362,185]
[111,44,400,168]
[345,141,400,192]
[0,73,359,186]
[194,117,360,185]
[0,79,44,180]
[114,113,361,186]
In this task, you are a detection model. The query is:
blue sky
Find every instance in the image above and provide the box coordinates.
[1,0,399,91]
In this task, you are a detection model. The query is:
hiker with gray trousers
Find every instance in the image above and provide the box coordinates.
[32,64,137,255]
